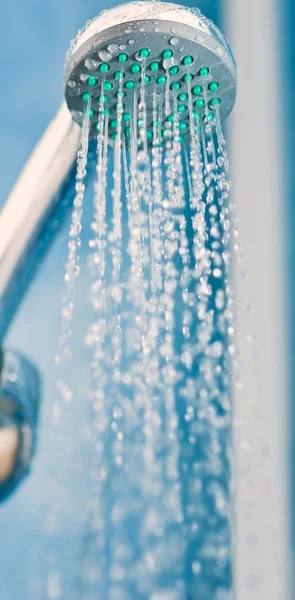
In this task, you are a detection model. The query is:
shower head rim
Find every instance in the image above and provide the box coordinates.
[65,1,234,69]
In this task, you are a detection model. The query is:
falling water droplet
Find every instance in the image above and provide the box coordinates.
[99,49,112,61]
[107,43,119,54]
[85,57,99,70]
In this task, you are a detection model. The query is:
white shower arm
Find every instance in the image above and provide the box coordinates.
[0,103,80,338]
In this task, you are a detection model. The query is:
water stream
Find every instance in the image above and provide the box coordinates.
[54,88,233,600]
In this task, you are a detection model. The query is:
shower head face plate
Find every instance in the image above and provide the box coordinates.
[64,2,237,143]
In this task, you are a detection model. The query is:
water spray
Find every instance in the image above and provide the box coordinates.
[53,4,238,599]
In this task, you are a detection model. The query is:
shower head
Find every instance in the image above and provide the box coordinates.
[64,1,237,143]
